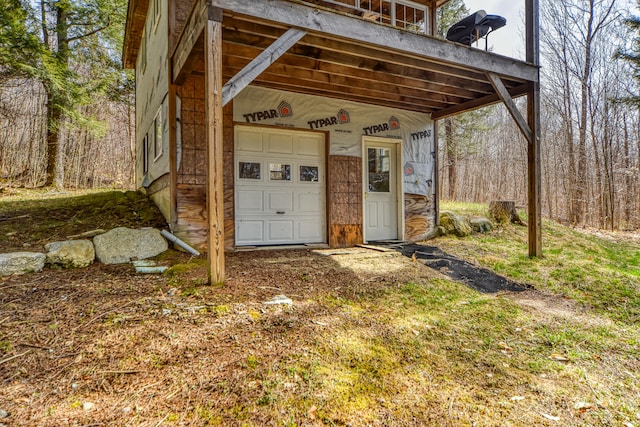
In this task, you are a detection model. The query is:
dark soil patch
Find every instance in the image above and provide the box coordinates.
[383,242,532,293]
[0,191,168,253]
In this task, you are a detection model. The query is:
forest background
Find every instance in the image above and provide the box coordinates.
[1,0,640,231]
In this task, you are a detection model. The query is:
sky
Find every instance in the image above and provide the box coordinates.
[463,0,525,59]
[462,0,640,60]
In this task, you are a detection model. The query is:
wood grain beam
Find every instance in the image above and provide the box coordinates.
[211,0,539,83]
[526,0,542,257]
[172,0,208,84]
[205,16,225,284]
[222,17,504,93]
[487,72,532,143]
[222,38,484,101]
[431,83,531,120]
[223,63,438,112]
[223,54,458,109]
[222,28,306,106]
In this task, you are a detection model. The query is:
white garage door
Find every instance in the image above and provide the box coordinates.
[235,126,326,246]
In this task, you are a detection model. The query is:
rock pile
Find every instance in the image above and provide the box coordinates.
[0,227,170,276]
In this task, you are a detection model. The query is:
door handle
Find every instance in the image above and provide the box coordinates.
[276,211,285,214]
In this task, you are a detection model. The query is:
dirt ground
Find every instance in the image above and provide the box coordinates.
[0,247,441,426]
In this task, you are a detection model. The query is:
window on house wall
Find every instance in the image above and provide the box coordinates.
[143,134,149,174]
[329,0,428,33]
[154,108,163,161]
[395,0,427,33]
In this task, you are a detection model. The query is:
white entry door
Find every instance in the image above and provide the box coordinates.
[235,126,326,246]
[364,139,400,241]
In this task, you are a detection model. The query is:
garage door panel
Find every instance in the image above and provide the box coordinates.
[237,190,264,212]
[267,133,294,154]
[236,220,264,244]
[297,221,324,240]
[297,136,323,156]
[236,129,263,152]
[268,192,294,211]
[268,220,294,241]
[297,192,322,213]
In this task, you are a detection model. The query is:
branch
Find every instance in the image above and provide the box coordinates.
[66,24,109,42]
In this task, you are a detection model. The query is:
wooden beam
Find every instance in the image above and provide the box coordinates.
[222,28,306,106]
[168,82,178,229]
[205,14,225,284]
[222,17,508,91]
[526,0,542,257]
[428,4,437,37]
[223,66,432,112]
[211,0,539,83]
[433,119,440,225]
[487,72,532,143]
[172,0,208,84]
[223,43,474,103]
[431,83,532,120]
[223,59,455,110]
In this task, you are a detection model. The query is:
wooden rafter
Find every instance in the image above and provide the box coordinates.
[210,0,538,83]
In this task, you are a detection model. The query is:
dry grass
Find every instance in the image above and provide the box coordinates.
[1,192,639,426]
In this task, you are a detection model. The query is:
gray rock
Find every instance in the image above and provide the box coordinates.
[0,409,8,419]
[93,227,168,264]
[45,240,95,268]
[0,252,46,276]
[470,217,493,233]
[439,211,472,237]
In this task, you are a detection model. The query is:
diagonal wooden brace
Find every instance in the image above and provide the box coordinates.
[222,28,307,106]
[486,72,533,144]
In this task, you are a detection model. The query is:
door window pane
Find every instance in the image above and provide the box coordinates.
[300,165,319,182]
[270,163,291,181]
[239,162,261,179]
[368,148,390,192]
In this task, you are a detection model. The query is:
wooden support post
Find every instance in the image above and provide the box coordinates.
[428,4,437,37]
[205,9,225,283]
[168,0,178,229]
[433,119,440,225]
[526,0,542,257]
[222,28,306,106]
[168,82,178,229]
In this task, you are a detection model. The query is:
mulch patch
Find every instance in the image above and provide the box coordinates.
[382,242,532,293]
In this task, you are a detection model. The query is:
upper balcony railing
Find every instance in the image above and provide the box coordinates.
[304,0,430,34]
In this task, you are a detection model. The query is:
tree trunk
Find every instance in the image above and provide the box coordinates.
[445,117,457,200]
[489,201,525,225]
[44,0,70,188]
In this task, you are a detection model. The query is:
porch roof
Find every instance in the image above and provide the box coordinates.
[166,0,537,119]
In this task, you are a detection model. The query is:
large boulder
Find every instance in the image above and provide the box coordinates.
[470,217,493,233]
[0,252,46,276]
[93,227,168,264]
[439,211,472,237]
[45,240,95,268]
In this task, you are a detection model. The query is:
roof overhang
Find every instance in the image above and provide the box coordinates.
[122,0,150,68]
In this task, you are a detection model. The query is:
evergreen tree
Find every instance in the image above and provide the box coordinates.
[0,0,42,80]
[1,0,129,187]
[39,0,129,187]
[616,6,640,106]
